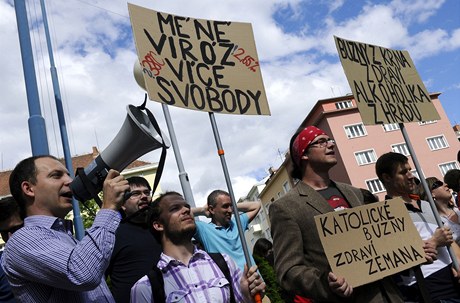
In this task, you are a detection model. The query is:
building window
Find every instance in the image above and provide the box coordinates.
[282,181,290,193]
[355,149,377,165]
[335,100,353,109]
[366,178,385,194]
[344,123,367,138]
[427,135,448,151]
[391,143,410,156]
[383,123,400,132]
[439,162,460,175]
[419,120,437,126]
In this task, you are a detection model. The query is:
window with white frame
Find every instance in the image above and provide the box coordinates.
[355,149,377,165]
[419,120,437,126]
[427,135,448,151]
[282,181,290,193]
[439,162,460,175]
[383,123,400,132]
[366,179,385,194]
[391,143,410,156]
[344,123,367,138]
[335,100,353,109]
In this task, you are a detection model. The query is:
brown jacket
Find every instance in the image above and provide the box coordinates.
[269,181,403,303]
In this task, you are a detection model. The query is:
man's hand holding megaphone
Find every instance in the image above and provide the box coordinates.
[100,169,130,211]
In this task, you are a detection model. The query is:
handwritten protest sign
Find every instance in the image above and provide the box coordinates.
[128,4,270,115]
[334,36,440,125]
[314,198,425,287]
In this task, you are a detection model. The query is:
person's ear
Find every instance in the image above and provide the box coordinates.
[21,181,35,199]
[152,221,164,233]
[208,205,215,215]
[381,173,392,185]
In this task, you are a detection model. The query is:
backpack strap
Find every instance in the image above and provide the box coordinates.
[209,252,236,303]
[147,267,166,303]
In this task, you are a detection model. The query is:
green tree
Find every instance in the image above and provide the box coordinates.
[254,255,286,303]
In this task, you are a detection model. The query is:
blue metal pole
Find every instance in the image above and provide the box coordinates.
[14,0,49,155]
[39,0,84,240]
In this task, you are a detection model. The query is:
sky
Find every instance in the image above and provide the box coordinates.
[1,0,459,207]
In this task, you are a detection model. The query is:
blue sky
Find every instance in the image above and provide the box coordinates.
[1,0,459,204]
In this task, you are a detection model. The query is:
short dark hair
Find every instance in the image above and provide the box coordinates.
[207,190,229,208]
[9,155,59,218]
[289,127,305,180]
[126,176,151,191]
[375,152,408,182]
[253,238,272,257]
[444,169,460,192]
[0,196,20,223]
[147,191,183,242]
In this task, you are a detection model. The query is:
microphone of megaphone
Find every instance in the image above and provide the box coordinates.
[70,104,170,203]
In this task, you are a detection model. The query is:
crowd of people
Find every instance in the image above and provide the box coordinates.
[1,126,460,303]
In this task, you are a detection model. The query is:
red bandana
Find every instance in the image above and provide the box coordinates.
[292,126,327,166]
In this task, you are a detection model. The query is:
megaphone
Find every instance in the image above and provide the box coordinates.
[71,104,171,202]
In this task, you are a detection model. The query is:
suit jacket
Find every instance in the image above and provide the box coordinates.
[269,181,403,303]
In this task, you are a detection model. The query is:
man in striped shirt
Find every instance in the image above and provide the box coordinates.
[130,191,265,302]
[1,155,129,302]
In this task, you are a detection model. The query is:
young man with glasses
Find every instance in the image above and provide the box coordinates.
[106,176,162,303]
[376,152,460,302]
[270,126,403,302]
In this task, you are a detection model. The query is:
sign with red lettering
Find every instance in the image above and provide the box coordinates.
[315,198,425,287]
[334,36,440,125]
[129,4,270,115]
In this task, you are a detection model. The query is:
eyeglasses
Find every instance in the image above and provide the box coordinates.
[127,190,151,199]
[431,180,444,191]
[309,138,335,148]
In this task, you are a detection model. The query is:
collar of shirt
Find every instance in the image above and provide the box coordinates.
[209,219,234,231]
[25,216,74,235]
[385,194,422,212]
[157,246,209,270]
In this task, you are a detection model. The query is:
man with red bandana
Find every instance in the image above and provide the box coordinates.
[269,126,403,302]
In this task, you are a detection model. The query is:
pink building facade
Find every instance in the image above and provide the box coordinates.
[300,93,460,200]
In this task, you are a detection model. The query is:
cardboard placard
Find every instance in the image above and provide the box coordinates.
[129,4,270,115]
[315,198,425,287]
[334,36,440,125]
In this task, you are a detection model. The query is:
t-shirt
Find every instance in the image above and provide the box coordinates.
[194,213,256,271]
[318,184,351,211]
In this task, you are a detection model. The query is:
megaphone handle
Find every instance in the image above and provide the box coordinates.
[75,167,103,207]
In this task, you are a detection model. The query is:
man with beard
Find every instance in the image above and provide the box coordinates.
[106,176,162,303]
[2,155,129,302]
[130,191,265,302]
[269,126,404,302]
[376,152,460,302]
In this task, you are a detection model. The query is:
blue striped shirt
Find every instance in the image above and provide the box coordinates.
[1,210,120,302]
[130,247,245,303]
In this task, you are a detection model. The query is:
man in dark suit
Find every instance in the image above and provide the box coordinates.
[269,126,403,303]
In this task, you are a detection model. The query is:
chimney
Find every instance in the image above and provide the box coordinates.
[91,146,100,159]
